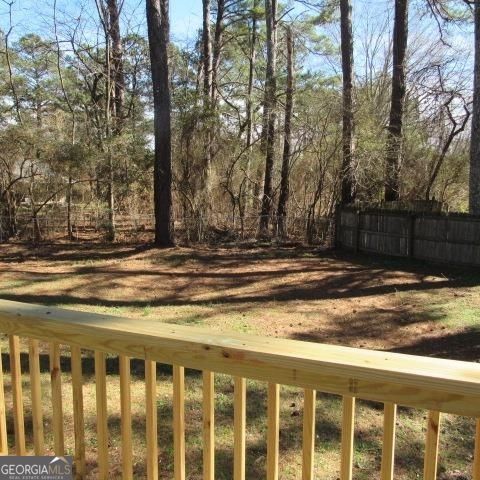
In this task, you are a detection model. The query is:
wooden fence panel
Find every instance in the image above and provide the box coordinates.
[338,208,480,267]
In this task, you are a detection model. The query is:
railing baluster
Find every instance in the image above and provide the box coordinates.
[302,388,316,480]
[474,418,480,480]
[424,410,441,480]
[267,383,280,480]
[234,376,246,480]
[71,346,86,480]
[145,360,158,480]
[380,402,397,480]
[29,339,44,455]
[340,395,355,480]
[203,370,215,480]
[9,335,25,455]
[95,351,108,480]
[120,355,133,480]
[50,342,65,455]
[2,300,480,480]
[173,365,185,480]
[0,346,8,455]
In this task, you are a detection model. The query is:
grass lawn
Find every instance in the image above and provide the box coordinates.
[0,243,479,479]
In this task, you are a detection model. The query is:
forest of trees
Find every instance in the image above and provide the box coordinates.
[0,0,478,246]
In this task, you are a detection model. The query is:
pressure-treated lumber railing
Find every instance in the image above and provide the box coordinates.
[0,299,479,479]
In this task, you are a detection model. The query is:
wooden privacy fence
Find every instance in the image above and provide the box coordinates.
[337,206,480,266]
[0,299,479,479]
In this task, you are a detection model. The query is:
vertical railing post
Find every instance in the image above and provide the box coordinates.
[474,418,480,480]
[71,346,86,480]
[340,396,355,480]
[145,360,158,480]
[173,365,185,480]
[95,351,108,480]
[0,346,8,455]
[50,342,65,455]
[380,402,397,480]
[234,377,246,480]
[424,411,441,480]
[267,383,280,480]
[203,371,215,480]
[120,355,133,480]
[302,389,316,480]
[9,335,26,455]
[29,339,44,455]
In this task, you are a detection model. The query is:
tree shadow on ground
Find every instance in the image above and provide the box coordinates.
[0,351,204,380]
[0,243,318,265]
[389,327,480,361]
[1,268,478,310]
[2,245,480,315]
[302,299,480,361]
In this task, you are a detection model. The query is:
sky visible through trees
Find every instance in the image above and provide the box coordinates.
[1,0,473,72]
[0,0,477,245]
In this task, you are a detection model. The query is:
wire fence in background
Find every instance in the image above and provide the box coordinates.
[0,208,335,246]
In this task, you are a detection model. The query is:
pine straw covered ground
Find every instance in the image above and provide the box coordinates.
[0,243,479,479]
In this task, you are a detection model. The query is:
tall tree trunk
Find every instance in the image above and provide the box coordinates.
[67,176,73,240]
[54,0,77,241]
[0,191,17,241]
[470,0,480,215]
[277,26,294,239]
[385,0,408,202]
[340,0,355,205]
[202,0,213,101]
[107,0,125,133]
[104,0,124,241]
[94,0,116,241]
[211,0,225,107]
[426,103,470,201]
[259,0,277,236]
[146,0,174,246]
[242,0,259,219]
[107,153,115,241]
[201,0,213,219]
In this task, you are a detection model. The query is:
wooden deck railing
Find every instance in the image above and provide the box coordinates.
[0,299,479,479]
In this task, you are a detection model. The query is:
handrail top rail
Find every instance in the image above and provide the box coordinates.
[0,299,479,416]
